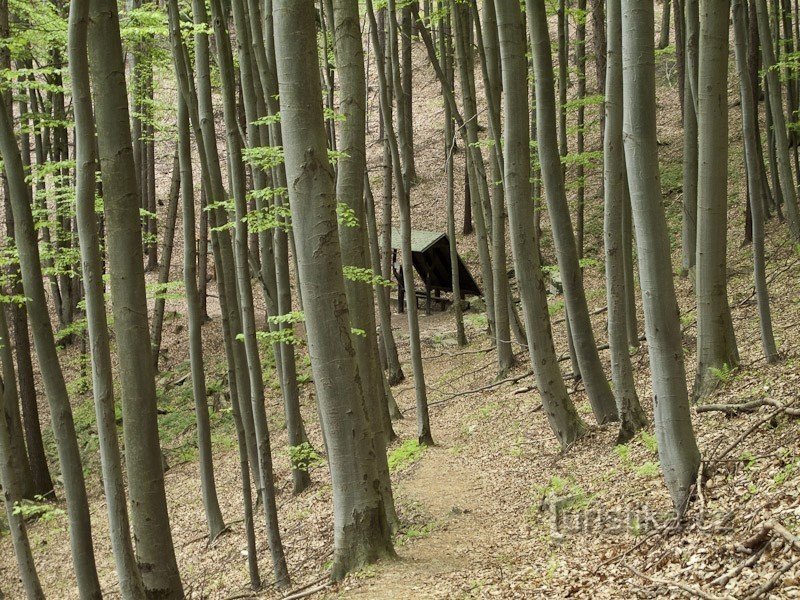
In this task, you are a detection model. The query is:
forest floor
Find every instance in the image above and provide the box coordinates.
[1,12,800,599]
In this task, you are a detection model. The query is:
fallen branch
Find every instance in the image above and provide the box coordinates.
[282,582,330,600]
[698,398,800,417]
[710,404,790,462]
[743,557,800,600]
[711,545,766,587]
[625,564,732,600]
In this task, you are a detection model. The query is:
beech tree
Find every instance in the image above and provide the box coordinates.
[528,0,618,426]
[273,0,395,579]
[622,0,700,513]
[694,0,739,400]
[87,0,183,592]
[501,0,586,449]
[69,0,146,594]
[603,0,648,443]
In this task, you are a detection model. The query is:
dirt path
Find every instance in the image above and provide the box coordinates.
[333,432,498,599]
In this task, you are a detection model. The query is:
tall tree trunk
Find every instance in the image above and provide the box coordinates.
[87,0,183,592]
[364,177,405,420]
[529,0,619,425]
[442,4,467,347]
[0,72,101,600]
[69,0,147,595]
[473,2,513,375]
[756,0,800,238]
[275,0,396,579]
[206,0,290,584]
[621,0,701,514]
[332,0,399,529]
[0,307,34,501]
[682,0,699,275]
[604,0,648,443]
[175,94,227,541]
[501,0,586,449]
[732,0,780,364]
[259,0,314,495]
[0,358,43,599]
[385,0,434,445]
[451,2,496,337]
[659,0,672,48]
[694,0,739,400]
[150,151,181,370]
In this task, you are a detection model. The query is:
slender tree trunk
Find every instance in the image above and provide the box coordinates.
[473,2,514,375]
[150,151,181,370]
[0,72,101,600]
[694,0,739,400]
[87,0,183,592]
[176,94,227,541]
[206,0,290,584]
[756,0,800,238]
[385,0,434,445]
[732,0,780,364]
[364,177,405,420]
[622,0,701,514]
[69,1,147,595]
[659,0,672,48]
[332,0,399,529]
[442,5,467,347]
[529,0,619,425]
[0,307,34,501]
[682,0,699,276]
[275,0,396,579]
[500,0,586,449]
[401,3,416,182]
[450,2,496,337]
[604,0,648,443]
[0,360,43,599]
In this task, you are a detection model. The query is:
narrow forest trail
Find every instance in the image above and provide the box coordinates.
[339,433,495,599]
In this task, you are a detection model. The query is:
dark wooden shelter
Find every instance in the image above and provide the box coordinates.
[390,228,481,314]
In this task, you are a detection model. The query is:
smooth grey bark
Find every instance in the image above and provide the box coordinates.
[604,0,648,443]
[175,95,226,541]
[0,370,43,600]
[576,0,588,259]
[0,306,34,502]
[363,178,405,420]
[756,0,800,238]
[332,0,399,529]
[622,176,640,349]
[0,82,101,600]
[499,0,586,449]
[206,0,290,585]
[87,0,183,593]
[384,0,434,445]
[7,71,52,501]
[441,5,467,347]
[401,3,417,182]
[732,0,779,364]
[682,0,699,275]
[694,0,739,400]
[68,0,146,595]
[621,0,701,514]
[190,0,261,491]
[659,0,672,48]
[166,12,261,581]
[472,1,514,375]
[529,0,619,425]
[274,0,396,579]
[450,2,497,336]
[259,0,314,495]
[150,151,181,371]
